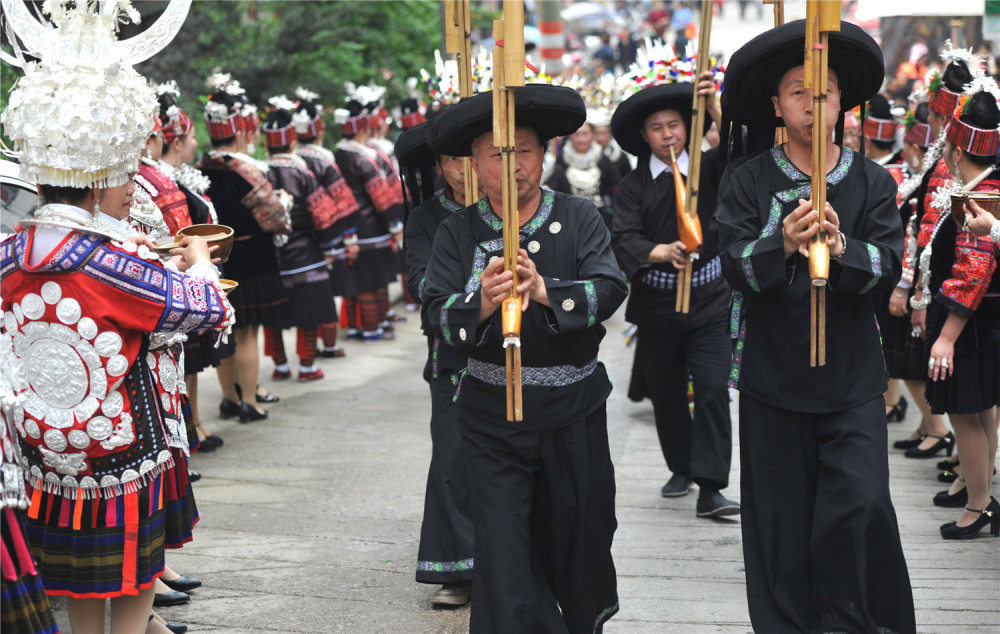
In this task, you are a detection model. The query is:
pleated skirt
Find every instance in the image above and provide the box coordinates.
[23,462,196,599]
[226,272,292,330]
[1,507,59,633]
[925,301,1000,415]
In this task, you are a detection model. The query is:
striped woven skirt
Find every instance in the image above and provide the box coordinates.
[23,461,197,599]
[1,507,59,633]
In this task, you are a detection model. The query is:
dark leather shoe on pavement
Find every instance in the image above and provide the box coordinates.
[660,474,693,498]
[166,623,188,634]
[431,581,472,607]
[218,398,240,420]
[696,491,741,518]
[153,589,190,607]
[161,575,202,593]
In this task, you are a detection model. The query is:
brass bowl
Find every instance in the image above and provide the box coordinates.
[951,192,1000,224]
[177,224,235,262]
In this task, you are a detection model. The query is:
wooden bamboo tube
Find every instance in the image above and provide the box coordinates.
[765,1,787,144]
[675,0,712,313]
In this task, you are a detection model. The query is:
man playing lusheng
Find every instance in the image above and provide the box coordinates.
[715,21,916,633]
[423,84,627,633]
[611,72,739,517]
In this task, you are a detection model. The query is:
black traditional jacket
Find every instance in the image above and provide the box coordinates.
[715,146,903,413]
[405,188,469,381]
[423,189,628,429]
[612,148,730,331]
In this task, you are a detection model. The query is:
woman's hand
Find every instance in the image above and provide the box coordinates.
[171,235,211,269]
[965,198,999,238]
[889,288,909,317]
[927,336,955,382]
[124,235,157,251]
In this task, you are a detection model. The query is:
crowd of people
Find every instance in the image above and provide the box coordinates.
[1,1,999,633]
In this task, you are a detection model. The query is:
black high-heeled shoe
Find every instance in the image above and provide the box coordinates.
[937,457,960,471]
[940,497,1000,540]
[932,484,968,507]
[904,431,954,459]
[893,435,925,450]
[939,470,959,483]
[239,401,268,423]
[885,395,907,422]
[219,398,241,420]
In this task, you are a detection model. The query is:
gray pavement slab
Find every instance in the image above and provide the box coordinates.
[48,298,999,632]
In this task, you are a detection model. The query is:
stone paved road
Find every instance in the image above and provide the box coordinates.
[49,296,999,633]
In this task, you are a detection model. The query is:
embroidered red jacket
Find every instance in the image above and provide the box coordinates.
[136,160,192,236]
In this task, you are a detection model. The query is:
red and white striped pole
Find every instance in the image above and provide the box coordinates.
[537,2,564,74]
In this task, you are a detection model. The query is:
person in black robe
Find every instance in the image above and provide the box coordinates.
[610,74,739,517]
[423,85,627,633]
[333,99,404,341]
[261,107,342,382]
[715,21,915,633]
[198,90,291,422]
[293,94,363,359]
[397,122,475,607]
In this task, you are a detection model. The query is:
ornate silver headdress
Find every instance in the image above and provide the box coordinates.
[1,0,191,188]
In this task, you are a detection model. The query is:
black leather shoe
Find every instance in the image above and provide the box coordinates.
[166,623,188,634]
[933,486,968,507]
[696,491,741,518]
[940,498,1000,540]
[938,470,959,483]
[161,575,202,593]
[201,434,224,447]
[885,395,907,422]
[904,432,954,459]
[219,398,240,420]
[893,435,924,450]
[431,581,472,607]
[153,589,190,607]
[239,402,268,423]
[195,440,217,453]
[660,474,693,498]
[937,457,960,471]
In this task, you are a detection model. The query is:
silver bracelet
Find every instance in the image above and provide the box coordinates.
[991,220,1000,244]
[909,294,930,310]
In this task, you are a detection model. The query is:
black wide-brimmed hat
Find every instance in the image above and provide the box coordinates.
[395,121,436,169]
[611,83,709,156]
[724,20,884,127]
[426,84,586,157]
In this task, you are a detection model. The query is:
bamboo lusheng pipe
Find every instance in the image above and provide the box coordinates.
[493,2,525,421]
[445,0,479,206]
[764,0,787,145]
[803,0,839,366]
[674,0,712,313]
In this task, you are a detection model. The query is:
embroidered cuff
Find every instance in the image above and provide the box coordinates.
[185,261,221,282]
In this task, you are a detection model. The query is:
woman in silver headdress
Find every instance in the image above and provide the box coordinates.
[1,1,233,630]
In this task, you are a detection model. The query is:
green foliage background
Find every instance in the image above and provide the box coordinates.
[2,0,449,153]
